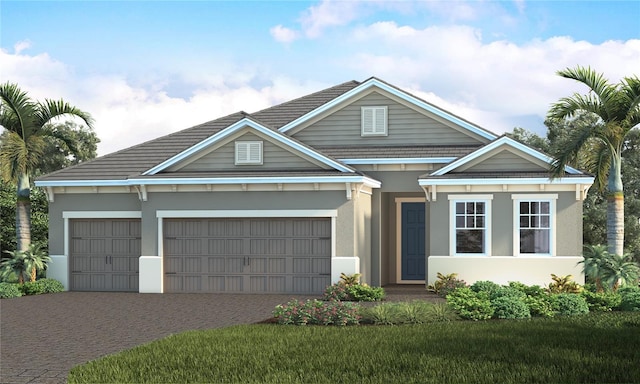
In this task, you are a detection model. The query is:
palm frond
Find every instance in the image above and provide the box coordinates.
[0,131,28,182]
[548,93,605,120]
[549,119,601,178]
[34,99,94,130]
[583,140,611,192]
[0,82,37,138]
[557,66,617,113]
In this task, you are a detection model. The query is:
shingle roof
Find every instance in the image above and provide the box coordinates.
[315,145,480,159]
[134,170,361,179]
[38,82,362,182]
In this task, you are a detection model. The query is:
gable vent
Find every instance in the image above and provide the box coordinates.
[235,141,263,165]
[361,106,388,136]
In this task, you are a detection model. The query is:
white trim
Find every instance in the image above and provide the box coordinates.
[279,78,497,141]
[341,157,456,165]
[420,177,594,186]
[142,118,353,175]
[449,196,493,257]
[156,209,338,218]
[63,211,142,219]
[37,175,382,188]
[395,198,427,284]
[431,136,582,176]
[512,195,557,257]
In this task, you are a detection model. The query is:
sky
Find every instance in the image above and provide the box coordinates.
[1,0,639,156]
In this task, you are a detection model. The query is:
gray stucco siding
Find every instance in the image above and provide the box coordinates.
[168,132,326,172]
[428,191,583,257]
[294,92,485,146]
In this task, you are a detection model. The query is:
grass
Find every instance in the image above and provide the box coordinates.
[68,312,640,384]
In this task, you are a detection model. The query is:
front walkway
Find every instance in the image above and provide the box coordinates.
[0,286,435,383]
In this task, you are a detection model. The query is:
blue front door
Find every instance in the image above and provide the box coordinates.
[401,202,426,281]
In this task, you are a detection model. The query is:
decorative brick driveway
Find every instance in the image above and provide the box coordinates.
[0,292,315,384]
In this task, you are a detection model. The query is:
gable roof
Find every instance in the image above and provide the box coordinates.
[278,77,498,142]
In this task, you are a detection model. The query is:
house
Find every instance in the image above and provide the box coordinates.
[35,77,594,294]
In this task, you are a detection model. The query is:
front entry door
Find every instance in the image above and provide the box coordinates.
[401,202,426,281]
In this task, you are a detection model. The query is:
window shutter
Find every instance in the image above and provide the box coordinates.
[361,106,387,136]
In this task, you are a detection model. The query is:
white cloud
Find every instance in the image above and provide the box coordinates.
[270,25,300,43]
[13,40,32,54]
[299,0,362,38]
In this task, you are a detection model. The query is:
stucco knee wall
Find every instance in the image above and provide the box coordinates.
[428,256,584,286]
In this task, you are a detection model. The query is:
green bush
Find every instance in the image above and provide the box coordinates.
[524,295,555,317]
[446,287,494,320]
[470,280,501,296]
[508,282,547,297]
[618,286,640,311]
[0,282,22,299]
[490,286,526,301]
[273,299,360,326]
[347,284,385,302]
[581,290,622,312]
[360,303,400,325]
[491,296,531,319]
[359,301,458,325]
[552,293,589,316]
[19,278,65,296]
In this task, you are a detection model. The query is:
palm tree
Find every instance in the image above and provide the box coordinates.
[0,82,93,252]
[548,66,640,256]
[0,249,27,284]
[581,244,609,292]
[600,252,639,291]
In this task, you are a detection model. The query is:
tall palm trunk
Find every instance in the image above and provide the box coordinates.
[607,154,624,256]
[16,173,31,253]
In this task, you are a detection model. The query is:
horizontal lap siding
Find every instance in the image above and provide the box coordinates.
[163,218,331,294]
[294,92,484,146]
[174,133,325,172]
[461,150,548,172]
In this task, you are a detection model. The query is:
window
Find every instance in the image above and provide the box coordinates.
[361,106,387,136]
[449,195,492,256]
[235,141,262,165]
[513,195,556,255]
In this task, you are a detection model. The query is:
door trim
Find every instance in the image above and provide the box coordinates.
[395,198,426,284]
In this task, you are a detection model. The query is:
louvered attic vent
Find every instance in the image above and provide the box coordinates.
[235,141,263,165]
[361,106,388,136]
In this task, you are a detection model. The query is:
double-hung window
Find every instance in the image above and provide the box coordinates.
[449,195,492,256]
[513,194,556,256]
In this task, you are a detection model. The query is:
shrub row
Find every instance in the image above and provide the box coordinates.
[273,299,360,326]
[0,278,64,299]
[359,301,458,325]
[323,281,385,302]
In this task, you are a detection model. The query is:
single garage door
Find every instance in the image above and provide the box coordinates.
[164,217,331,294]
[69,219,141,291]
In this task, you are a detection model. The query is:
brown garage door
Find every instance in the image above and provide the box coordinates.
[163,218,331,294]
[70,219,141,292]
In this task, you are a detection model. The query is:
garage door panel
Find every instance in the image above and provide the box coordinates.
[164,217,330,294]
[183,257,202,273]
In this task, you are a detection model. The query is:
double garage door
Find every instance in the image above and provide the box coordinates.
[163,217,331,294]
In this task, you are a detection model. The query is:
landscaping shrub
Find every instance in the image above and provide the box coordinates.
[19,278,65,296]
[581,289,622,312]
[490,286,526,301]
[552,293,589,316]
[359,301,458,325]
[273,299,360,326]
[491,296,531,319]
[524,295,555,318]
[0,282,22,299]
[426,302,459,322]
[446,287,493,320]
[618,286,640,311]
[470,280,501,296]
[347,284,385,302]
[323,283,351,301]
[20,280,45,295]
[428,272,468,297]
[360,303,400,325]
[548,274,582,294]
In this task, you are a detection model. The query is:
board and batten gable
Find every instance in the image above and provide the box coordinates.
[292,90,490,146]
[164,130,331,172]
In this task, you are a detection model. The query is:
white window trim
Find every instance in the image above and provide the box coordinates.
[448,195,493,257]
[235,141,263,165]
[512,194,557,257]
[361,106,388,136]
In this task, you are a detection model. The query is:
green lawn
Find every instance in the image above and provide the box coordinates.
[69,312,640,384]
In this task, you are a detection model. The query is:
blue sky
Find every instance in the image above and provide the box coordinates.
[2,0,639,155]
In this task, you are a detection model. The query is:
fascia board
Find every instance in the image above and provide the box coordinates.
[418,176,595,186]
[36,175,382,188]
[279,78,497,141]
[143,118,352,175]
[431,136,582,176]
[340,157,457,165]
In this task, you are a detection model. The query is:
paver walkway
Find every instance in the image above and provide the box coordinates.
[0,286,433,383]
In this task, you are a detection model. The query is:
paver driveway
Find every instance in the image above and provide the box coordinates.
[0,292,315,384]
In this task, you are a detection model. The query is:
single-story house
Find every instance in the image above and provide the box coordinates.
[36,77,594,294]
